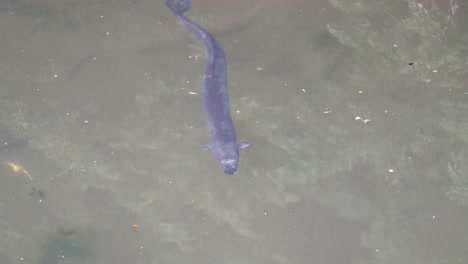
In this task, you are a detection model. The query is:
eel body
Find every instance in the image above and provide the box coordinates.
[166,0,249,174]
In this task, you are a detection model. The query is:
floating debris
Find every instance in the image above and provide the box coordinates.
[355,116,371,124]
[4,161,33,181]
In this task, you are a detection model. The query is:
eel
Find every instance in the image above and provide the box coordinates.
[166,0,249,174]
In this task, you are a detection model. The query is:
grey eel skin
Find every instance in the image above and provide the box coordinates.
[166,0,249,174]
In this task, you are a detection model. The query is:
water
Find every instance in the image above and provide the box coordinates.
[0,0,467,263]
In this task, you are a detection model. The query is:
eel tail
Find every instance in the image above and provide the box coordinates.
[166,0,190,15]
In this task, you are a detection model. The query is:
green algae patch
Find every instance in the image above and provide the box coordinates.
[39,227,96,264]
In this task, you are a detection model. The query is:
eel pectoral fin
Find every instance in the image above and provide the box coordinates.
[203,145,214,151]
[238,141,250,149]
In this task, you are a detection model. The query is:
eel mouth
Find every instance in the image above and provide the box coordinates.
[220,159,238,175]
